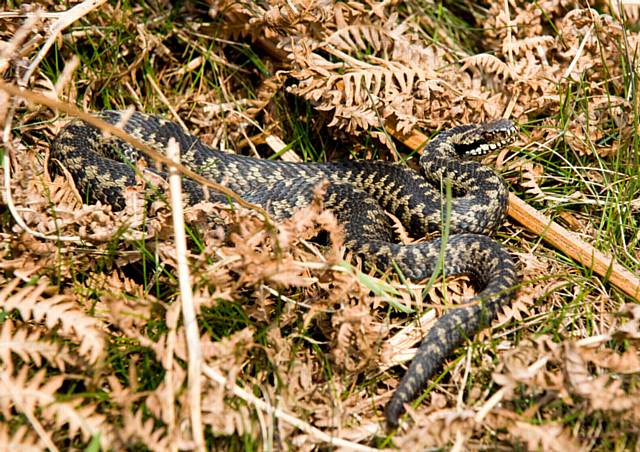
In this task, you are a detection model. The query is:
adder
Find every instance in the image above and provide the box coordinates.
[51,111,518,428]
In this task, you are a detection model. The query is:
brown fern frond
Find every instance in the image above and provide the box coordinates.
[206,2,257,40]
[116,409,170,452]
[289,61,435,135]
[325,24,393,53]
[276,5,468,137]
[520,162,546,200]
[326,104,380,133]
[0,368,112,448]
[0,368,62,416]
[0,424,45,452]
[461,54,516,80]
[0,320,75,373]
[341,68,385,105]
[0,277,105,363]
[243,73,287,119]
[502,36,556,56]
[43,402,111,447]
[259,0,334,31]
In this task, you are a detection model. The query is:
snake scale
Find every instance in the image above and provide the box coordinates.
[51,111,518,428]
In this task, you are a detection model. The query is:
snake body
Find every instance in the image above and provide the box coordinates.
[51,111,518,428]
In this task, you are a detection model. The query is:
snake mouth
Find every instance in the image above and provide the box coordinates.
[456,119,517,157]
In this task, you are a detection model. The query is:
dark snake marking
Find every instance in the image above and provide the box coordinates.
[51,111,518,428]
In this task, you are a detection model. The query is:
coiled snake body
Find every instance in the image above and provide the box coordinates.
[51,111,518,428]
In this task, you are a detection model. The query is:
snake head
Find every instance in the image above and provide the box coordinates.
[452,119,517,157]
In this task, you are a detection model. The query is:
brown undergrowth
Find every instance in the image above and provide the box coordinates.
[0,0,639,449]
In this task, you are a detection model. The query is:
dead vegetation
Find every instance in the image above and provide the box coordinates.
[0,0,639,449]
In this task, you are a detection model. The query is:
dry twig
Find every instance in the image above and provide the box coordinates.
[167,138,205,450]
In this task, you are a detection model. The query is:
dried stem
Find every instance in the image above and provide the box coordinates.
[167,138,205,451]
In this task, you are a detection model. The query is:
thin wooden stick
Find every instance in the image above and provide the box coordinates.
[385,121,640,301]
[167,138,205,450]
[507,192,640,300]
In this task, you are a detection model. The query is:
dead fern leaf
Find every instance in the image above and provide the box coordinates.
[0,319,74,373]
[461,54,516,81]
[563,342,640,416]
[520,162,545,200]
[116,409,170,452]
[493,330,640,426]
[331,303,379,373]
[393,408,477,449]
[43,401,111,447]
[279,8,464,137]
[613,303,640,340]
[0,368,112,447]
[502,36,556,56]
[0,424,45,452]
[0,277,105,363]
[325,104,380,132]
[325,24,392,53]
[508,421,585,452]
[202,388,257,436]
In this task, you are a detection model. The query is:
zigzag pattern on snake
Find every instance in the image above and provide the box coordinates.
[50,111,518,428]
